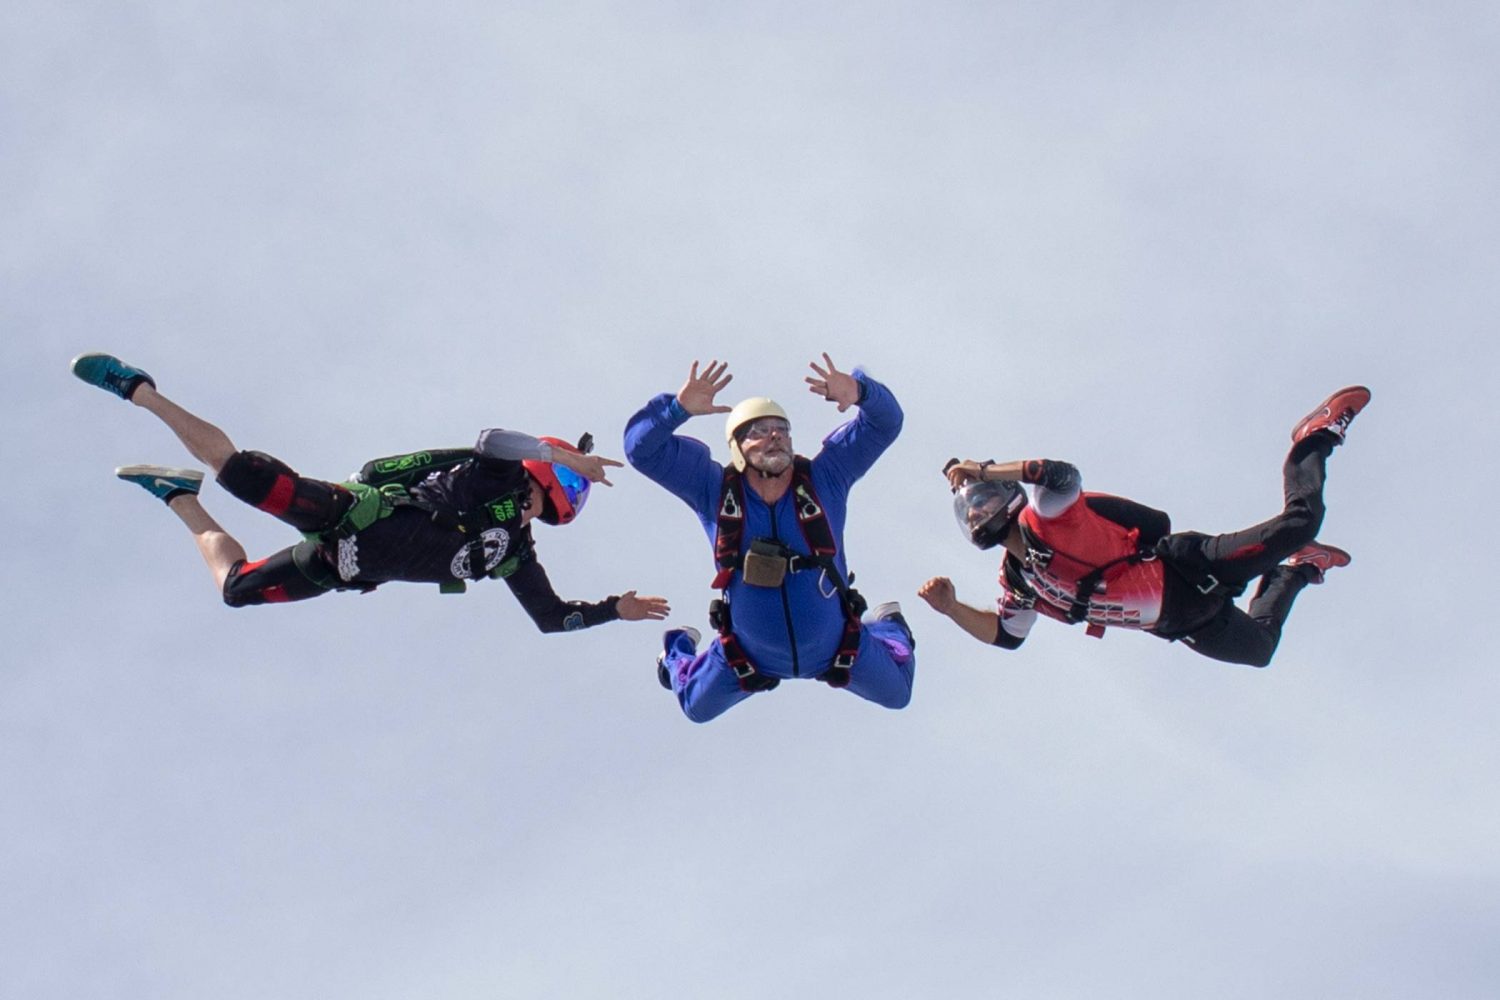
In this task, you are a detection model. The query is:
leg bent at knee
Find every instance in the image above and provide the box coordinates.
[1180,603,1279,668]
[222,547,334,607]
[217,450,352,533]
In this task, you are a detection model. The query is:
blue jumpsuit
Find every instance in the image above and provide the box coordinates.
[623,371,916,722]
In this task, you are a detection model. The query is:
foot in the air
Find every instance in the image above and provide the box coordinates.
[1291,386,1370,445]
[71,353,156,401]
[866,600,916,650]
[1287,541,1351,584]
[116,465,204,503]
[657,626,702,690]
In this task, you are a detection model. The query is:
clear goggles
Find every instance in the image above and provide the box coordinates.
[739,417,791,442]
[952,479,1026,549]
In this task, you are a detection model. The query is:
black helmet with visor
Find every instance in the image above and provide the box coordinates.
[952,478,1028,550]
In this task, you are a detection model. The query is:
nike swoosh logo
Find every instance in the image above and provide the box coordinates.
[154,478,182,491]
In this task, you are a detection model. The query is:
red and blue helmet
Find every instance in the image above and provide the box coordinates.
[523,437,591,525]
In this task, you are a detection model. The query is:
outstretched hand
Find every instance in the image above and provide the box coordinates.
[616,590,670,621]
[677,360,734,416]
[553,448,625,487]
[805,353,860,412]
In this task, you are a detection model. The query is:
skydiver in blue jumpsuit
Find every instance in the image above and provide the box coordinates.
[624,355,916,723]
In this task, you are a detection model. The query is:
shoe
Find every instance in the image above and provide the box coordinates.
[71,353,156,401]
[866,600,915,650]
[1287,541,1351,584]
[657,626,702,690]
[116,465,204,503]
[1291,386,1370,444]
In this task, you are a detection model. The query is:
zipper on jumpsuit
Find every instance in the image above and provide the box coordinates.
[770,497,801,677]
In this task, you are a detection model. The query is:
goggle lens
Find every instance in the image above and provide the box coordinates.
[553,464,590,512]
[741,418,790,442]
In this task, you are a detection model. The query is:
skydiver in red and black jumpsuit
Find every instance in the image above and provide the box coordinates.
[919,387,1369,666]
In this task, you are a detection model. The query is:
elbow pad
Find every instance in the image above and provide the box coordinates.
[992,625,1026,650]
[1022,460,1080,494]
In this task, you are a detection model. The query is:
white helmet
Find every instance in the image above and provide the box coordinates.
[725,397,790,472]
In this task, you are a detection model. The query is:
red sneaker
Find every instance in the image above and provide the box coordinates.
[1287,542,1351,584]
[1292,386,1371,444]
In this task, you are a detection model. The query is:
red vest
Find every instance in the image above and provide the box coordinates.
[1015,493,1166,631]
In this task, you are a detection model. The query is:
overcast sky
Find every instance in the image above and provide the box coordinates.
[4,2,1498,998]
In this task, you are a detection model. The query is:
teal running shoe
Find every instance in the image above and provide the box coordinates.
[71,353,156,401]
[116,465,204,503]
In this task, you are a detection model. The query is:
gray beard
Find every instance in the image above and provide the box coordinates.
[748,451,792,478]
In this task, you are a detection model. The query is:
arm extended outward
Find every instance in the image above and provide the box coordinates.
[945,458,1079,493]
[810,356,903,489]
[477,429,624,485]
[621,360,732,515]
[919,576,1031,650]
[505,558,668,633]
[945,458,1081,519]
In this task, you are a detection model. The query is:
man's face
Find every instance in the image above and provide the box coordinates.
[739,417,792,476]
[522,478,546,524]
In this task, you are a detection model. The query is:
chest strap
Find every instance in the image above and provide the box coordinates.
[712,459,863,690]
[311,478,530,592]
[1017,521,1155,638]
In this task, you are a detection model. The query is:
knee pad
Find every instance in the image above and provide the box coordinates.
[217,450,297,508]
[223,547,336,607]
[222,556,278,607]
[217,450,352,531]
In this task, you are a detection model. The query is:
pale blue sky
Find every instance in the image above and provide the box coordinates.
[4,2,1498,998]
